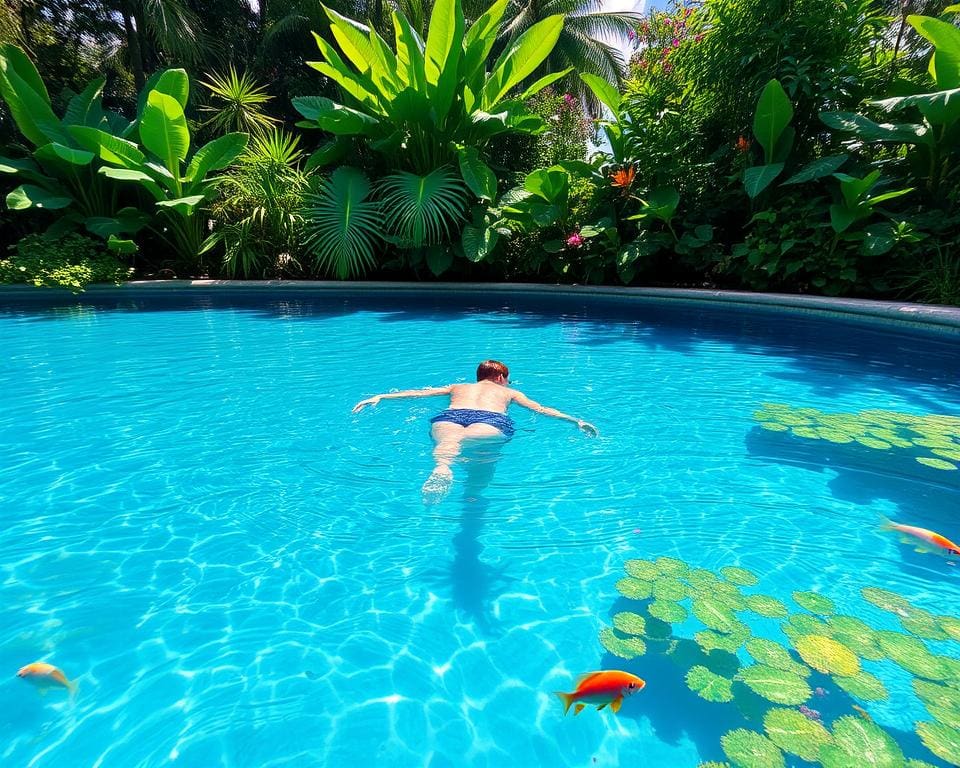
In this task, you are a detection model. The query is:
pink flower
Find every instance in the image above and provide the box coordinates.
[627,29,635,40]
[566,232,584,248]
[672,38,680,47]
[685,7,692,16]
[664,62,674,72]
[695,33,704,42]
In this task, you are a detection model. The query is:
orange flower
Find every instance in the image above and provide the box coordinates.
[735,135,751,153]
[610,166,635,190]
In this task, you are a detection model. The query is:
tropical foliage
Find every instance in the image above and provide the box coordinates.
[0,0,959,303]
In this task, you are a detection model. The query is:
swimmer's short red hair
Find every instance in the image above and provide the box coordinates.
[477,360,509,382]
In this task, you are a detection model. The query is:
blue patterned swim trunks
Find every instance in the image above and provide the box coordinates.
[430,409,515,437]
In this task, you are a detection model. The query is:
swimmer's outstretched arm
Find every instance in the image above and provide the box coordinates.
[352,385,454,413]
[511,391,599,436]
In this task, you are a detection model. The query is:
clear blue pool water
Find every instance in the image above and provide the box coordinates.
[1,289,958,768]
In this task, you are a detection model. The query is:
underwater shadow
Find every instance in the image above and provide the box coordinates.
[421,440,512,635]
[746,427,960,583]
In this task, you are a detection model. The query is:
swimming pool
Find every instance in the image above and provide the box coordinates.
[1,287,958,767]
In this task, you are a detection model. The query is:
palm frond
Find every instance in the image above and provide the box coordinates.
[140,0,208,64]
[303,167,381,279]
[379,167,469,247]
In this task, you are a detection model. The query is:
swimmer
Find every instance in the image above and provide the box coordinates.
[352,360,598,501]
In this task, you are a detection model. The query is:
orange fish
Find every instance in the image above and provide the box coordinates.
[883,520,960,556]
[17,662,75,692]
[555,670,645,715]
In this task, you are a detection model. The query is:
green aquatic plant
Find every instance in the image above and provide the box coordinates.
[763,707,834,762]
[721,566,758,586]
[599,558,960,766]
[745,595,789,618]
[819,715,905,768]
[916,721,960,765]
[793,634,861,677]
[599,627,646,659]
[686,665,735,703]
[624,558,659,581]
[826,615,884,661]
[875,631,952,681]
[861,587,910,614]
[745,638,810,678]
[720,728,785,768]
[648,599,688,623]
[833,670,888,701]
[737,665,812,705]
[612,611,646,636]
[793,591,836,616]
[615,577,652,600]
[753,404,960,470]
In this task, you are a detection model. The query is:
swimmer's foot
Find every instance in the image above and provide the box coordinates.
[422,467,453,504]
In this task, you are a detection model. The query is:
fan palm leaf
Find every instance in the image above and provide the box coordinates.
[303,166,381,278]
[379,168,469,247]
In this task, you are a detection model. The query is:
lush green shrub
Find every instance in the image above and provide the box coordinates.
[0,233,132,291]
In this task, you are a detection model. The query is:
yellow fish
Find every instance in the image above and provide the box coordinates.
[17,662,75,693]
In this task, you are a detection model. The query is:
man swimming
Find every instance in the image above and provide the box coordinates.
[352,360,598,500]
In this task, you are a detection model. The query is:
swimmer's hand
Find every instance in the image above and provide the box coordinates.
[352,396,381,413]
[578,420,599,437]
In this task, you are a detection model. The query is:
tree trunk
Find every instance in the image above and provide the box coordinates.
[121,2,145,91]
[259,0,268,36]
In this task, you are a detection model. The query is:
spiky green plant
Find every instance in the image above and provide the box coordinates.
[200,66,279,137]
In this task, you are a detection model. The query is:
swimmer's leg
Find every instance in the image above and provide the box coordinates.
[423,422,502,503]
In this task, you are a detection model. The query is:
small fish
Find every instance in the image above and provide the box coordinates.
[883,520,960,556]
[813,687,829,698]
[852,704,872,722]
[17,662,75,693]
[555,670,645,716]
[798,704,822,722]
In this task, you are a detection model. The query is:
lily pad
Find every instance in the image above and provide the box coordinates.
[861,588,909,614]
[599,627,646,659]
[916,721,960,766]
[745,638,810,677]
[857,437,892,449]
[760,421,789,432]
[916,457,957,470]
[927,702,960,730]
[692,597,741,633]
[616,577,653,600]
[696,626,750,654]
[900,607,951,640]
[738,665,812,705]
[821,715,905,768]
[612,611,646,636]
[827,615,884,661]
[648,599,687,624]
[625,559,659,581]
[655,556,688,577]
[745,595,789,618]
[940,616,960,642]
[686,665,734,703]
[793,591,836,615]
[793,426,820,439]
[785,613,831,637]
[876,631,950,681]
[720,729,785,768]
[763,707,833,761]
[687,568,723,590]
[833,670,888,701]
[914,680,960,717]
[653,577,690,602]
[793,634,860,676]
[720,566,758,586]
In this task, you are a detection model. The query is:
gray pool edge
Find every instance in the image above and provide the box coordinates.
[2,280,960,334]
